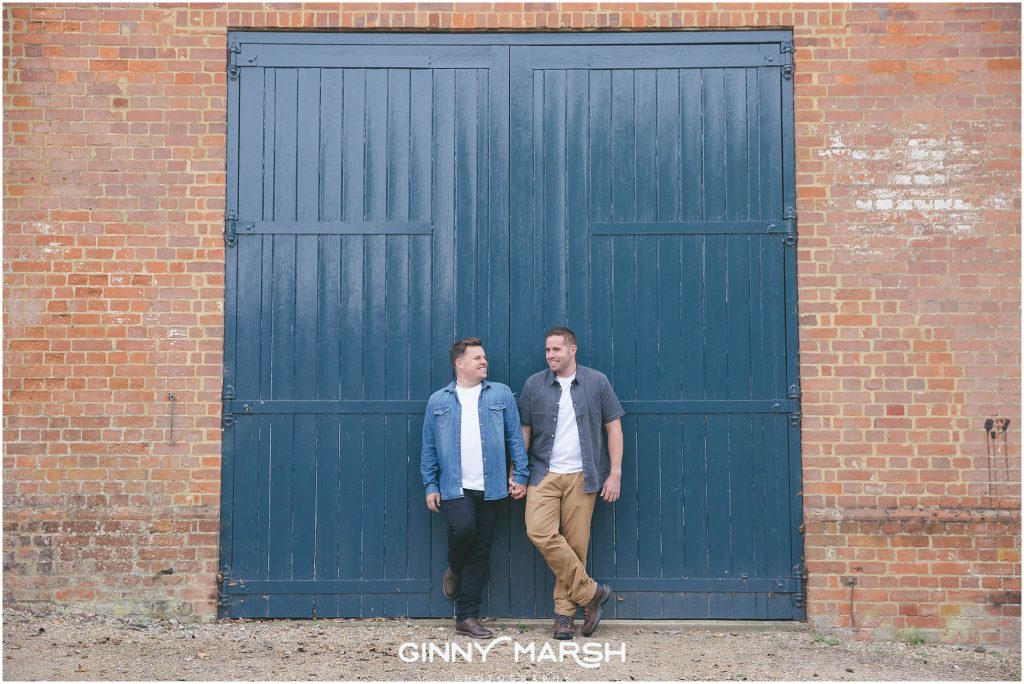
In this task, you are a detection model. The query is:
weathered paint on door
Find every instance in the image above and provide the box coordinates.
[220,31,803,619]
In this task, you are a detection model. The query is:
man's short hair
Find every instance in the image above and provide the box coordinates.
[544,326,577,347]
[449,337,484,367]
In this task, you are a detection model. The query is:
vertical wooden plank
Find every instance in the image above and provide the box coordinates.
[291,255,318,616]
[610,71,639,620]
[635,413,661,617]
[634,68,660,616]
[383,239,411,399]
[611,69,635,224]
[508,51,546,617]
[725,68,748,222]
[635,69,657,223]
[320,70,344,223]
[342,68,366,226]
[361,241,387,614]
[529,67,544,340]
[430,69,456,616]
[405,67,434,619]
[759,66,783,223]
[407,413,430,616]
[509,47,537,389]
[682,414,708,580]
[314,409,341,611]
[565,69,590,339]
[267,209,297,616]
[657,69,681,224]
[261,69,277,224]
[383,227,410,614]
[726,231,754,620]
[384,414,410,616]
[702,68,725,222]
[487,47,510,382]
[274,69,298,222]
[706,414,732,617]
[746,68,761,220]
[388,69,411,223]
[542,69,567,326]
[358,68,389,617]
[290,66,323,616]
[486,46,511,615]
[661,416,685,617]
[474,68,492,350]
[587,68,614,584]
[365,69,387,223]
[680,70,702,223]
[702,56,731,611]
[229,66,265,593]
[337,232,363,615]
[454,68,478,337]
[657,231,684,608]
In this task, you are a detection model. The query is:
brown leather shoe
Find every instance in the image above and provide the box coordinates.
[553,614,575,640]
[442,567,459,600]
[455,617,493,639]
[581,584,612,637]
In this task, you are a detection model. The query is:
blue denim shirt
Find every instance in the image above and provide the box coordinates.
[421,379,530,501]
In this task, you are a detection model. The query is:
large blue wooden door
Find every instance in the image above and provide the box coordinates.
[506,36,803,619]
[220,32,802,619]
[219,36,511,617]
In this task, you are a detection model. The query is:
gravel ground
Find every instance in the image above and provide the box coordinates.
[2,607,1020,681]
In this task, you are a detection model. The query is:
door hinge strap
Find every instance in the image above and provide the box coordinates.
[222,384,235,429]
[225,210,238,248]
[228,39,241,81]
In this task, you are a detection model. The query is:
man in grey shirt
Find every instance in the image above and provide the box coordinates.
[513,326,624,640]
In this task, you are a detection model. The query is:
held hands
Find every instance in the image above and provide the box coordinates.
[600,473,621,503]
[426,492,441,512]
[507,476,526,500]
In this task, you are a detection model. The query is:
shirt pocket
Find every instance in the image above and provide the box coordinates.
[433,406,452,429]
[487,403,506,429]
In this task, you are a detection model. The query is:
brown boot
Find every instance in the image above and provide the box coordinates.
[553,614,575,640]
[442,567,459,600]
[581,584,612,637]
[455,617,493,639]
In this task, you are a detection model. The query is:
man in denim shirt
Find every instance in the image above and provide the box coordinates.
[420,337,529,638]
[514,327,624,640]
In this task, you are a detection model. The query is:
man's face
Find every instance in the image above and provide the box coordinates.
[455,345,488,384]
[545,335,577,376]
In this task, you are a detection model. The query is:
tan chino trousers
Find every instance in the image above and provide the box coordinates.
[524,471,598,616]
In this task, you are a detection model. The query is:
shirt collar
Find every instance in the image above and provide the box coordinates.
[545,365,583,386]
[444,378,491,393]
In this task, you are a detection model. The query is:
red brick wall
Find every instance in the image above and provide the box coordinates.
[4,3,1020,646]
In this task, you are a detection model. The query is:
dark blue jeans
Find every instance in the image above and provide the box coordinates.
[441,490,500,620]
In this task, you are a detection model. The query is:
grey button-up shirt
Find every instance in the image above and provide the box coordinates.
[517,364,625,494]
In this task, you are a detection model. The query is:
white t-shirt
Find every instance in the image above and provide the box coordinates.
[548,374,583,473]
[455,383,485,491]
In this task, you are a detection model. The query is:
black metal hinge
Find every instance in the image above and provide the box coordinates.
[222,384,235,429]
[790,411,801,427]
[781,40,794,54]
[788,384,801,400]
[225,210,238,248]
[782,64,794,80]
[228,39,240,81]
